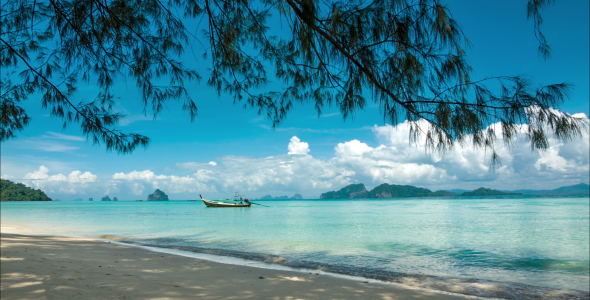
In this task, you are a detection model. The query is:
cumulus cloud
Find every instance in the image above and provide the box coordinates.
[288,136,310,155]
[22,166,98,196]
[10,120,589,200]
[368,118,589,190]
[112,170,209,196]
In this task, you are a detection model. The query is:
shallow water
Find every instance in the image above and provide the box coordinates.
[2,198,589,299]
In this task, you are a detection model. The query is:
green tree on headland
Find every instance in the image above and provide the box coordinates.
[0,179,52,201]
[1,0,586,164]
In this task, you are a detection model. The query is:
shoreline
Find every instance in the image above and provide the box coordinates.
[2,226,589,299]
[1,230,476,300]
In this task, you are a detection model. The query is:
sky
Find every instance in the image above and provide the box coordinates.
[1,0,589,200]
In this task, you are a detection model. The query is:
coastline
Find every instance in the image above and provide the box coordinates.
[2,198,588,299]
[1,229,474,300]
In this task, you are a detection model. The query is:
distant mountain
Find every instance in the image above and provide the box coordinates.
[367,183,433,198]
[101,195,112,201]
[147,189,169,201]
[0,179,52,201]
[320,184,368,199]
[446,189,470,194]
[257,193,303,200]
[319,182,589,199]
[507,183,589,197]
[430,190,460,197]
[461,188,521,196]
[320,183,460,199]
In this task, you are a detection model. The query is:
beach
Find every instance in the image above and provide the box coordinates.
[1,231,471,300]
[1,199,589,299]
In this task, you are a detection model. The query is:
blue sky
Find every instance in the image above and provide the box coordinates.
[1,0,589,200]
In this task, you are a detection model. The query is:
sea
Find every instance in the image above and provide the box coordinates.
[1,197,589,299]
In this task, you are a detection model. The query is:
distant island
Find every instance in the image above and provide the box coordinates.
[317,183,590,199]
[101,195,112,201]
[1,179,52,201]
[147,189,169,201]
[461,187,521,197]
[508,183,590,197]
[320,183,469,199]
[256,193,303,200]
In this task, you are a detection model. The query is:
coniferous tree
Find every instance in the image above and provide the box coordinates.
[1,0,586,164]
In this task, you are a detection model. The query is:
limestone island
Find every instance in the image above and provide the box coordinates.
[320,183,520,199]
[257,193,303,200]
[147,189,169,201]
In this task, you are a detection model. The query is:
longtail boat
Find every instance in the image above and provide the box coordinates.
[200,194,251,207]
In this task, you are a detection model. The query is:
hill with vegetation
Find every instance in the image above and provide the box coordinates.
[367,183,435,198]
[509,183,589,197]
[320,183,461,199]
[461,188,521,196]
[320,183,530,199]
[0,179,52,201]
[147,189,169,201]
[320,184,368,199]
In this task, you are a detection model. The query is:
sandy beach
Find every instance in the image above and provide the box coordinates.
[0,231,472,300]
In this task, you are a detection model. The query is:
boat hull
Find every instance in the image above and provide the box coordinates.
[201,199,251,207]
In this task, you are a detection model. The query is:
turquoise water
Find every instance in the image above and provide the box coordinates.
[2,198,589,299]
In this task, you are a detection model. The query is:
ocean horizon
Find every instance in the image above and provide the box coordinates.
[2,197,589,299]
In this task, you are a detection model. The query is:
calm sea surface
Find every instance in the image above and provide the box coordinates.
[2,198,589,299]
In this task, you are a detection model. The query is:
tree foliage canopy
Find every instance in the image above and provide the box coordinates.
[1,0,587,164]
[0,179,52,201]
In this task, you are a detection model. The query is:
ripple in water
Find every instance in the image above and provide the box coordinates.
[117,239,590,300]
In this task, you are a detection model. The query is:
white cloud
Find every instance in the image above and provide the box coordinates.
[113,170,167,181]
[68,170,97,183]
[112,170,210,197]
[9,119,589,200]
[43,132,86,142]
[22,166,98,195]
[288,136,310,155]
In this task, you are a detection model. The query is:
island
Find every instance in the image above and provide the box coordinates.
[0,179,52,201]
[112,197,118,201]
[257,193,303,200]
[101,196,112,201]
[147,189,169,201]
[320,183,522,199]
[461,187,521,196]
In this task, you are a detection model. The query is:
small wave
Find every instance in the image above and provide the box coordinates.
[116,239,589,300]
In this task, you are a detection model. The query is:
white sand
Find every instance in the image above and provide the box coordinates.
[1,231,472,300]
